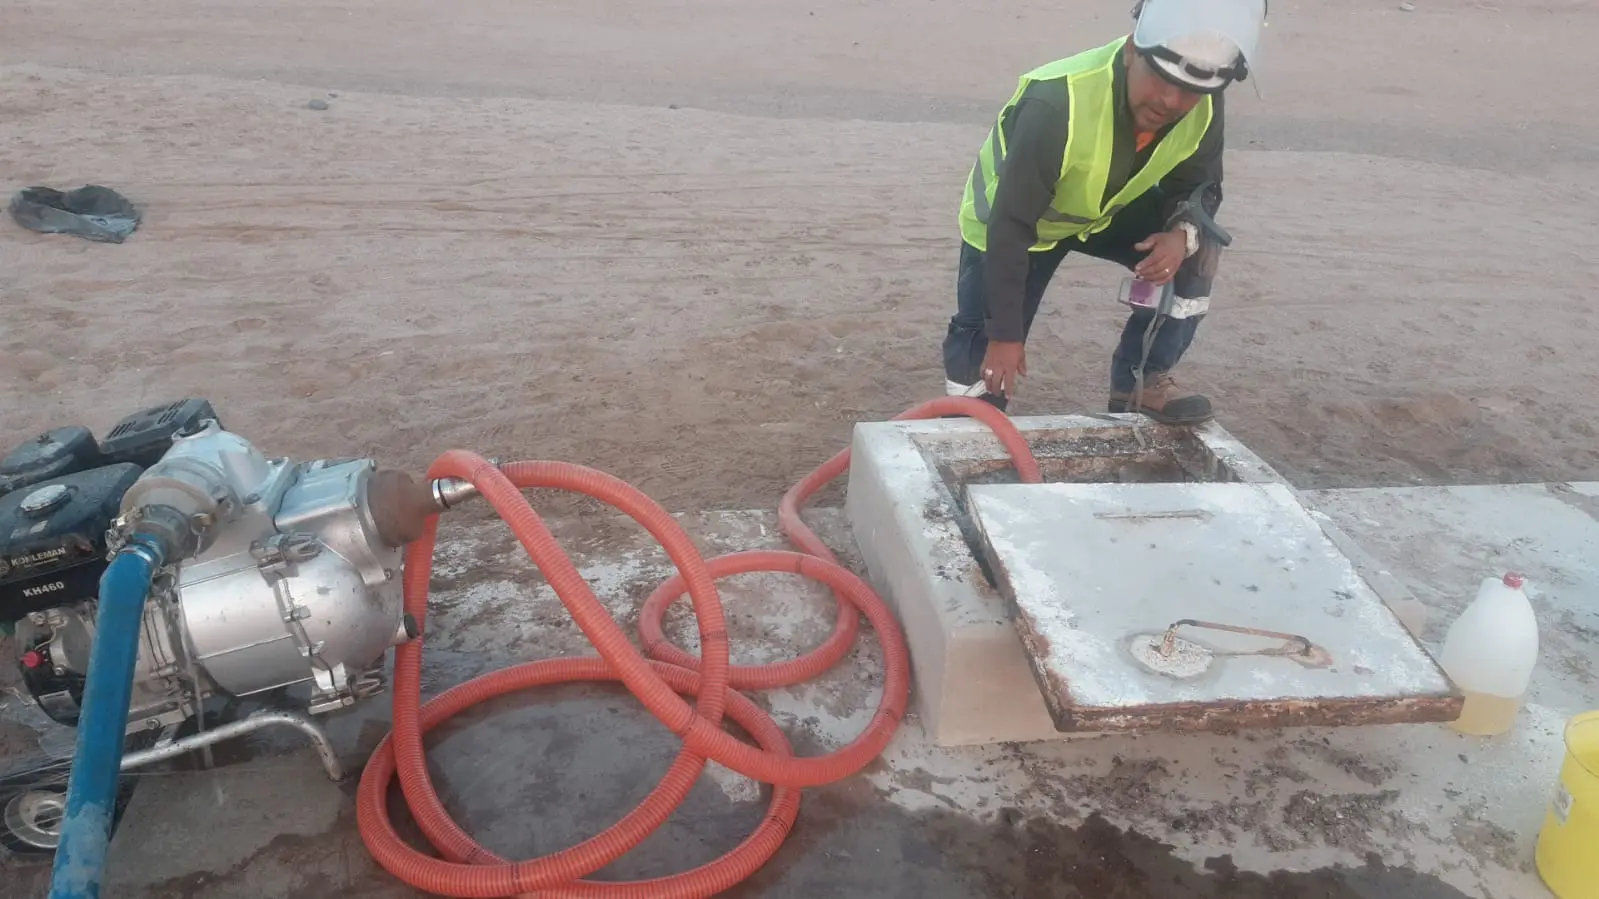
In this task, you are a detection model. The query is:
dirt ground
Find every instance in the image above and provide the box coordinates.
[2,0,1598,511]
[0,1,1596,895]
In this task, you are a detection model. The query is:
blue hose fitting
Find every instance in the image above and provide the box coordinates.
[46,534,166,899]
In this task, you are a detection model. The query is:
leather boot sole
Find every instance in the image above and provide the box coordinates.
[1107,397,1215,425]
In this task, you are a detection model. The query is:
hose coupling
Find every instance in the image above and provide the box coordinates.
[430,477,479,510]
[364,460,501,548]
[432,458,500,510]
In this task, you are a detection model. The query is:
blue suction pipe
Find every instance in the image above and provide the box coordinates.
[46,534,167,899]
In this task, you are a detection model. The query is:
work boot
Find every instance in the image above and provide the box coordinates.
[1108,371,1213,424]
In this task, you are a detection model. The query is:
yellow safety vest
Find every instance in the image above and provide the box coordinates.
[958,36,1214,253]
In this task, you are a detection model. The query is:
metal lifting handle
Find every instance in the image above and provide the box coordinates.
[1157,618,1333,668]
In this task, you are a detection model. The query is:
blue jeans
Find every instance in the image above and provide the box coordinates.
[942,190,1215,403]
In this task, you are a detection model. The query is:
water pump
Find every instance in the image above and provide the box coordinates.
[0,399,441,855]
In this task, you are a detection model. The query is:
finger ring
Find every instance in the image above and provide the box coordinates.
[983,368,994,377]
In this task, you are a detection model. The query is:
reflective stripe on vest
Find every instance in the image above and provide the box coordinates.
[958,36,1213,253]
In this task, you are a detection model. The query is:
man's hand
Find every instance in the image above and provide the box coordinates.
[1133,228,1189,285]
[981,340,1027,399]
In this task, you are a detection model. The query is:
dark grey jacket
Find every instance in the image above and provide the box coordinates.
[979,50,1225,342]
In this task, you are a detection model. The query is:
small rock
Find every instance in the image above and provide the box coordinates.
[308,98,330,111]
[1399,1,1415,9]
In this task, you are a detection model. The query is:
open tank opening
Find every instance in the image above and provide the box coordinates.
[916,423,1242,589]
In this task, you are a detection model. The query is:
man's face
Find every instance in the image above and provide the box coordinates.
[1124,43,1205,133]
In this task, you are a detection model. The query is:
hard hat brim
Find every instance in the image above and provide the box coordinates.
[1145,50,1236,94]
[1131,0,1266,75]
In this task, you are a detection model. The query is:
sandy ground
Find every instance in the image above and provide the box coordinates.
[1,0,1598,895]
[2,0,1598,512]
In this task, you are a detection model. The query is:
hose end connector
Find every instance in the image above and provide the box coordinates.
[430,477,480,511]
[107,504,199,566]
[430,457,500,511]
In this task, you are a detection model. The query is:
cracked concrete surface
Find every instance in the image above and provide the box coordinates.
[3,483,1592,898]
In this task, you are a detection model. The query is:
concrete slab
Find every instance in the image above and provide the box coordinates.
[2,484,1594,899]
[102,751,346,891]
[967,481,1459,733]
[1303,482,1599,719]
[842,413,1392,746]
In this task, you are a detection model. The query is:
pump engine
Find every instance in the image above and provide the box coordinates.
[1,400,436,853]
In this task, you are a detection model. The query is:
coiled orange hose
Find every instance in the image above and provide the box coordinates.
[355,397,1041,897]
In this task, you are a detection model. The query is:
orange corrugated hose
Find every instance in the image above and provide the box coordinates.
[355,397,1042,897]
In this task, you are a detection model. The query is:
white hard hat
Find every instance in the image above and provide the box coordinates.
[1131,0,1268,93]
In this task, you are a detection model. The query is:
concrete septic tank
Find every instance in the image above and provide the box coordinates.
[844,414,1460,747]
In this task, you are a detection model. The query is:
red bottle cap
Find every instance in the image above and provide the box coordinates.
[1502,572,1525,589]
[21,651,43,669]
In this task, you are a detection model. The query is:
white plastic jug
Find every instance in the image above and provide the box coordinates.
[1438,572,1540,736]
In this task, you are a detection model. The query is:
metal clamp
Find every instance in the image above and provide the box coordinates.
[251,532,321,570]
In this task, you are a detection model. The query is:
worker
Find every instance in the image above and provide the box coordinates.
[940,0,1267,424]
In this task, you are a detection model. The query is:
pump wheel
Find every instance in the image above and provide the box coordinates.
[1,786,66,853]
[0,763,140,859]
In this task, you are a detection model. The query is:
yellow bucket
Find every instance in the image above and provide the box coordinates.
[1537,710,1599,899]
